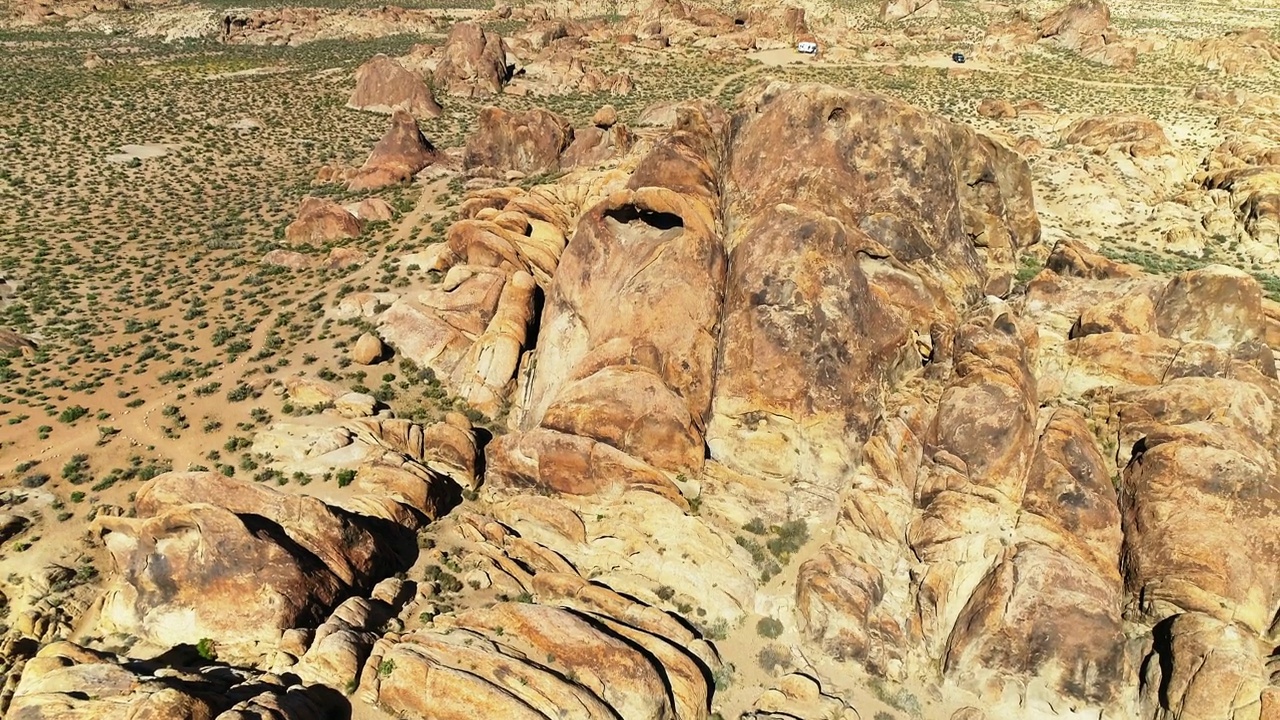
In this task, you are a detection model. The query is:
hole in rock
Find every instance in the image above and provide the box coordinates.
[828,106,848,124]
[604,204,684,231]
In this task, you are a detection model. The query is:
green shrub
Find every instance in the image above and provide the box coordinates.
[196,637,216,661]
[58,405,88,423]
[756,617,784,639]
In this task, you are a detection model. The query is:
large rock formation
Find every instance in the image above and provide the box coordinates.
[347,109,438,191]
[708,82,1038,497]
[788,241,1280,719]
[1039,0,1136,68]
[348,53,442,118]
[488,103,728,503]
[375,186,575,416]
[284,197,364,245]
[1181,28,1280,75]
[95,472,420,649]
[0,329,34,355]
[15,74,1280,720]
[7,641,339,719]
[433,21,509,98]
[880,0,939,22]
[1064,113,1172,157]
[463,106,573,175]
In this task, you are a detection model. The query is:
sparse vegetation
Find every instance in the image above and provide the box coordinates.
[196,637,216,661]
[756,616,784,638]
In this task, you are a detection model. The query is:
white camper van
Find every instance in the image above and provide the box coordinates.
[797,41,818,54]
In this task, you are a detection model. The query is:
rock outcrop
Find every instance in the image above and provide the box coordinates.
[488,102,729,503]
[352,332,384,365]
[463,106,573,175]
[1181,28,1280,76]
[708,82,1038,497]
[880,0,940,22]
[7,641,340,719]
[0,329,35,355]
[347,109,438,191]
[348,53,442,118]
[1039,0,1136,68]
[433,21,509,98]
[561,121,633,169]
[17,65,1280,720]
[376,186,577,416]
[95,472,419,649]
[1064,113,1172,157]
[284,197,364,244]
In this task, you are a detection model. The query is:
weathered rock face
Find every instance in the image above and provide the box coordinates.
[95,472,414,648]
[375,187,575,416]
[348,53,442,118]
[708,82,1038,494]
[1064,114,1172,157]
[1181,28,1280,75]
[7,641,338,719]
[347,109,438,191]
[795,306,1133,716]
[1118,377,1280,633]
[433,21,508,98]
[0,328,35,355]
[351,331,384,365]
[463,106,572,175]
[1152,265,1264,347]
[1139,613,1275,720]
[561,123,633,169]
[506,39,636,97]
[38,76,1280,720]
[489,102,728,500]
[1002,244,1280,719]
[1114,375,1280,720]
[976,97,1017,119]
[284,197,363,245]
[1039,0,1135,68]
[879,0,939,22]
[1203,116,1280,252]
[372,603,695,720]
[253,412,477,493]
[980,10,1040,58]
[339,497,742,720]
[1201,165,1280,255]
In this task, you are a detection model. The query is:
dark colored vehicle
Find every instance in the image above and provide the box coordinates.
[952,52,966,63]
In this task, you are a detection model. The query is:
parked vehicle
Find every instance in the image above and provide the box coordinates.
[798,41,818,54]
[952,52,966,63]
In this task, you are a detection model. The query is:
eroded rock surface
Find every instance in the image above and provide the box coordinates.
[1039,0,1136,68]
[95,472,418,649]
[284,197,363,245]
[348,53,442,118]
[18,68,1280,720]
[463,106,573,175]
[433,21,509,98]
[488,101,728,504]
[347,109,438,191]
[709,82,1038,497]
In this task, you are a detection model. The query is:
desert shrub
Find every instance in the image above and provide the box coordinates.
[58,405,88,423]
[196,638,216,660]
[756,617,784,639]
